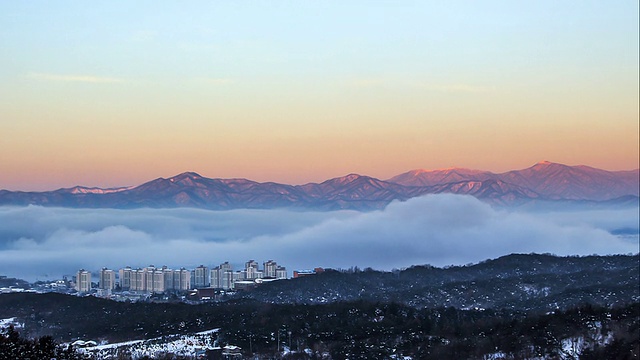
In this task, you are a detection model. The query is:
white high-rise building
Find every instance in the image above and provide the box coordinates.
[173,268,191,291]
[210,262,233,289]
[245,260,259,280]
[221,269,234,290]
[210,268,220,289]
[144,265,156,291]
[118,266,190,293]
[264,260,278,278]
[130,269,146,292]
[194,265,209,288]
[151,269,165,293]
[139,265,165,293]
[76,269,91,293]
[99,268,116,290]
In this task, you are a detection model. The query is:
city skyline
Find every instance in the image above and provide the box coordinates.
[1,1,638,191]
[73,260,290,294]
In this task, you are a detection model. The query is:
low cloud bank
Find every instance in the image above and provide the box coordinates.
[0,194,637,281]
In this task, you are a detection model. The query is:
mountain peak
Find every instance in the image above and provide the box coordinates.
[343,173,363,180]
[527,161,569,171]
[536,160,563,166]
[531,160,572,169]
[330,174,366,184]
[169,172,203,181]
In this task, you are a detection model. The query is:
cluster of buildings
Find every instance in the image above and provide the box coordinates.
[75,260,288,294]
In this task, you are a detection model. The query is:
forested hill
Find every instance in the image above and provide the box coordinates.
[239,253,639,311]
[0,294,638,359]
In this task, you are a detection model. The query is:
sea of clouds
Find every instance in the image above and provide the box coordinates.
[0,194,637,281]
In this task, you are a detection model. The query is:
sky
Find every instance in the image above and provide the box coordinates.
[1,1,638,191]
[0,195,637,281]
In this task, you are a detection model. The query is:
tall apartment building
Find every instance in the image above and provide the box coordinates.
[221,270,234,290]
[151,269,165,293]
[172,268,191,291]
[211,262,233,290]
[130,268,146,292]
[263,260,287,279]
[119,267,132,290]
[119,266,191,293]
[263,260,278,278]
[245,260,261,280]
[162,267,191,292]
[193,265,209,288]
[163,267,174,291]
[75,269,91,293]
[144,265,156,291]
[99,268,116,290]
[138,265,165,293]
[210,267,220,289]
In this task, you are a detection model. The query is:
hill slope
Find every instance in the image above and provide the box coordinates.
[240,253,640,310]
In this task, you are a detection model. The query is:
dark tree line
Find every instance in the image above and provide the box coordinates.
[0,326,86,360]
[214,301,639,359]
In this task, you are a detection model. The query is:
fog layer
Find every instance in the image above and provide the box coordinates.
[0,194,637,281]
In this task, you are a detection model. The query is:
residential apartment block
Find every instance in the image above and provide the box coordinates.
[99,268,116,290]
[77,259,288,295]
[75,269,91,293]
[118,266,191,293]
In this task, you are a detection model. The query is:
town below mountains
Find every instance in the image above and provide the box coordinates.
[0,254,638,359]
[1,161,638,210]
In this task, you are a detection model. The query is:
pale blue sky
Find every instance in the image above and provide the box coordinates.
[3,2,636,83]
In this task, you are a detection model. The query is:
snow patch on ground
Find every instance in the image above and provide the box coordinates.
[0,317,23,329]
[78,329,220,359]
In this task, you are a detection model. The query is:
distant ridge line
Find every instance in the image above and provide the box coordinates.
[0,161,638,210]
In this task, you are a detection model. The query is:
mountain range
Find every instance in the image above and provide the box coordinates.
[0,161,638,210]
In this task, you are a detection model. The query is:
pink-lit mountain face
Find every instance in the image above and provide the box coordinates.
[389,161,640,201]
[0,162,637,210]
[387,168,494,187]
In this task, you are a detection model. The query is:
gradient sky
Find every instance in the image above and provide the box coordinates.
[1,1,638,191]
